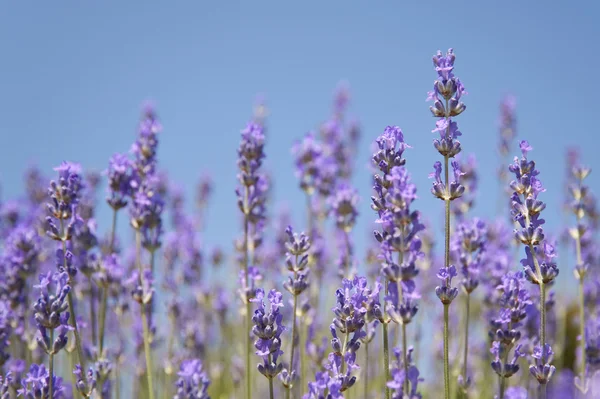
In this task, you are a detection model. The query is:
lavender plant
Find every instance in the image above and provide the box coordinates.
[370,125,410,399]
[509,141,558,397]
[427,48,467,399]
[236,121,268,399]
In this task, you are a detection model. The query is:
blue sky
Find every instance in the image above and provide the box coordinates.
[0,1,598,284]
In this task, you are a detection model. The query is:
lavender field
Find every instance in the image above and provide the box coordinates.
[1,3,599,399]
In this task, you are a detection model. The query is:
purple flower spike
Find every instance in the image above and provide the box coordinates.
[105,153,133,211]
[251,289,285,380]
[174,359,211,399]
[17,364,65,399]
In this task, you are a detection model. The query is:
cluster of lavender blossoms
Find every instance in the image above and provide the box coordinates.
[427,48,467,399]
[2,47,599,399]
[509,141,558,394]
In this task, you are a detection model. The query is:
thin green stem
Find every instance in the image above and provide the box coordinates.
[49,329,55,399]
[89,278,97,347]
[575,203,586,387]
[243,191,252,399]
[136,231,155,399]
[364,342,369,399]
[287,292,298,399]
[267,353,275,399]
[300,322,307,396]
[443,304,450,399]
[499,374,505,399]
[382,321,391,399]
[579,279,586,383]
[461,293,471,397]
[116,360,121,399]
[98,287,108,355]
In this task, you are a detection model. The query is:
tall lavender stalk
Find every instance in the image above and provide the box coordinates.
[45,161,89,392]
[568,164,593,392]
[377,166,423,397]
[236,121,268,399]
[100,153,132,355]
[427,48,467,399]
[129,106,164,399]
[508,141,558,398]
[370,125,410,399]
[281,226,310,398]
[453,219,486,397]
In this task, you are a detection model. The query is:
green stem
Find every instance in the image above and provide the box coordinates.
[136,231,155,399]
[382,321,391,399]
[579,279,586,383]
[461,293,470,396]
[268,353,275,399]
[287,292,298,399]
[116,360,121,399]
[98,286,108,355]
[341,328,349,374]
[364,342,369,399]
[498,341,510,399]
[443,304,450,399]
[575,206,586,387]
[300,323,307,396]
[243,192,252,399]
[89,278,97,347]
[49,330,55,399]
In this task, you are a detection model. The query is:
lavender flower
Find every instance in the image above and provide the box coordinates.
[293,133,324,196]
[45,162,83,243]
[0,301,12,367]
[489,272,531,397]
[509,140,557,390]
[106,153,132,211]
[73,364,96,397]
[174,359,211,399]
[529,344,556,385]
[281,227,310,394]
[251,289,285,381]
[33,271,73,355]
[329,276,367,392]
[0,372,11,399]
[17,364,65,399]
[387,347,423,399]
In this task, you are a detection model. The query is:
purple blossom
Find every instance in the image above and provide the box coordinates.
[73,364,96,397]
[174,359,211,399]
[387,347,423,399]
[106,153,132,210]
[130,105,161,182]
[452,218,486,294]
[293,132,324,195]
[435,265,459,305]
[329,184,359,233]
[0,301,12,367]
[489,272,530,382]
[45,161,83,242]
[32,271,73,356]
[529,344,556,385]
[17,364,65,399]
[251,289,285,379]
